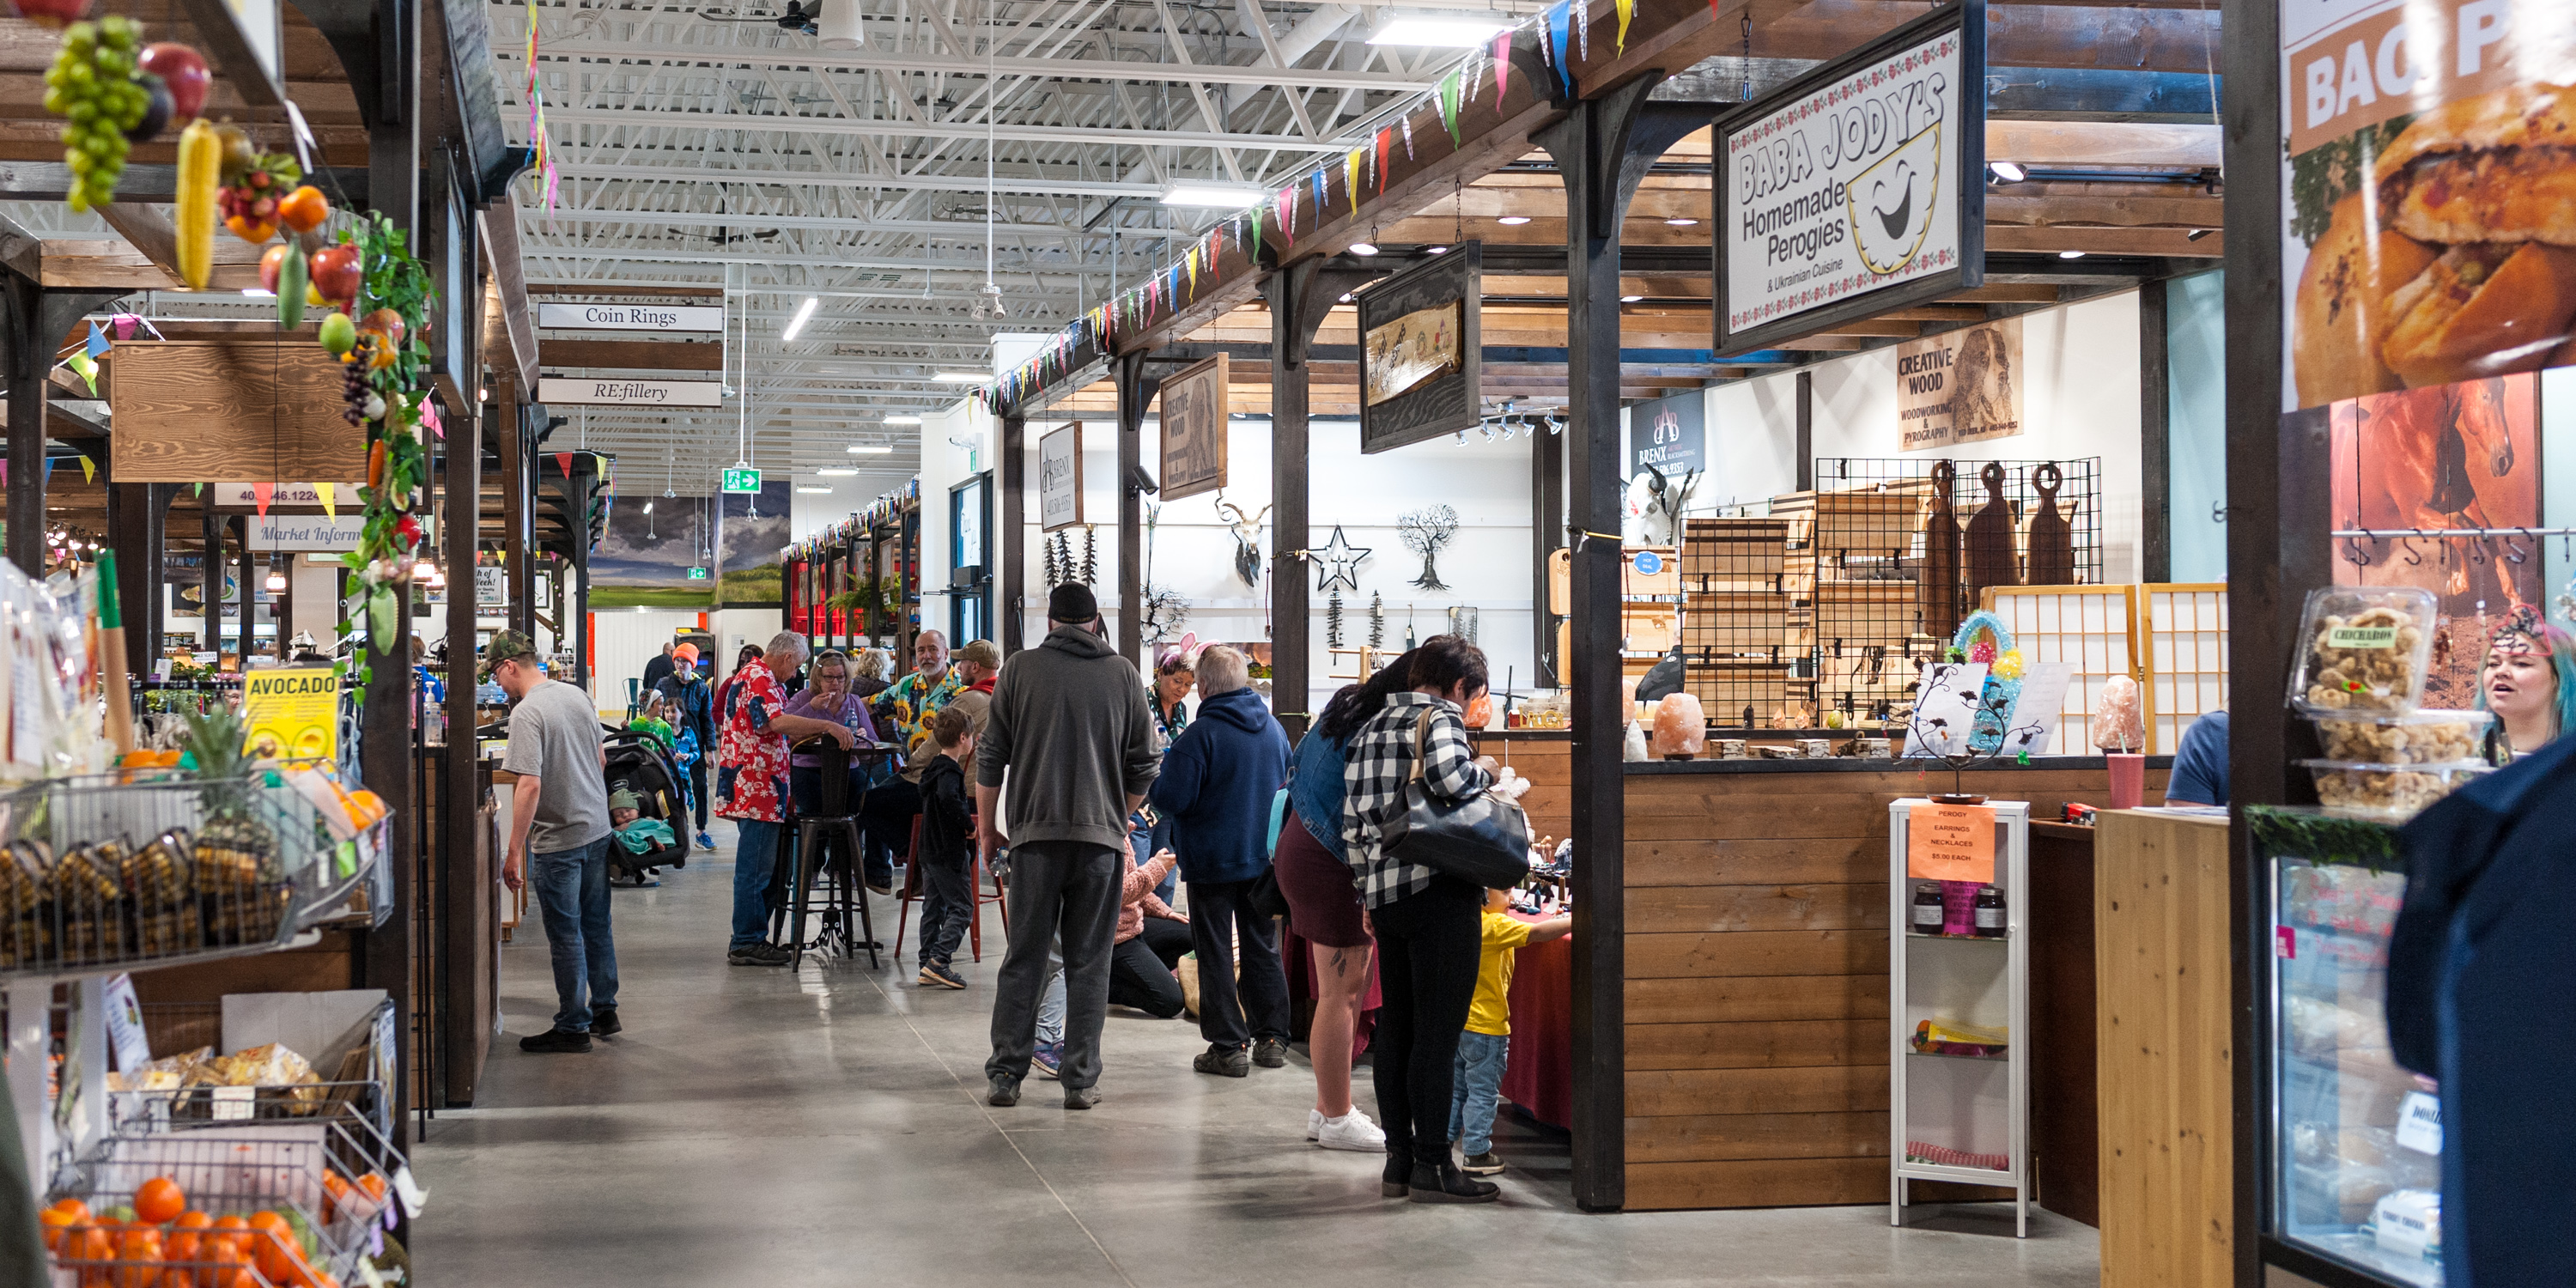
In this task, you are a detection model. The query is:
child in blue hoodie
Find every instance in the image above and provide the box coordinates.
[1146,645,1294,1076]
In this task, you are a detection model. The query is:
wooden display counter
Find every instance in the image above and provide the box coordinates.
[1619,757,2168,1212]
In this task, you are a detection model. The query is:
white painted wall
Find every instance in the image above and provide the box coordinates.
[1705,291,2147,582]
[1008,413,1538,718]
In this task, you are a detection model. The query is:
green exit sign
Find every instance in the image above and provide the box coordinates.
[686,567,709,580]
[720,466,762,494]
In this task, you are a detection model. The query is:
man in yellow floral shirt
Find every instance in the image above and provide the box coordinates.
[860,630,963,894]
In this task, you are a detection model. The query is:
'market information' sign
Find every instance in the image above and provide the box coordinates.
[1716,1,1983,357]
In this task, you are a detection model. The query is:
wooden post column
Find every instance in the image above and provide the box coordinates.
[1267,259,1374,740]
[1114,351,1161,666]
[1537,76,1719,1214]
[999,412,1025,655]
[440,387,483,1104]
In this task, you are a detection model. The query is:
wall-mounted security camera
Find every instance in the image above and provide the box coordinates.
[1125,463,1160,495]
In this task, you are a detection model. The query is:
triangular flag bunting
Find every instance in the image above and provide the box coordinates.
[1465,49,1485,104]
[1401,115,1415,159]
[1546,1,1576,94]
[84,320,108,359]
[422,399,443,439]
[1437,72,1462,146]
[555,452,573,479]
[1248,210,1264,262]
[1494,33,1514,98]
[316,482,336,517]
[1312,168,1328,215]
[65,350,96,396]
[41,459,52,486]
[252,482,270,515]
[1614,0,1631,54]
[77,455,94,484]
[1345,148,1364,207]
[1575,0,1589,62]
[1377,128,1394,192]
[1186,246,1199,296]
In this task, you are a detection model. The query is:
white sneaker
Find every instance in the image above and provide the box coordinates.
[1307,1109,1322,1140]
[1315,1110,1387,1151]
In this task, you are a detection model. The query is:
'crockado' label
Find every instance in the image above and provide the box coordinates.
[2325,625,2398,649]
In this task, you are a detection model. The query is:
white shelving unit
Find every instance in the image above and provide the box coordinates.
[1888,797,2032,1236]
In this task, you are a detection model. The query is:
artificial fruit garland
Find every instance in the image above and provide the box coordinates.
[328,214,436,690]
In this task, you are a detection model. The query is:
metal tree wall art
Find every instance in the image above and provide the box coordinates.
[1901,660,2049,799]
[1213,490,1273,590]
[1079,525,1097,586]
[1398,504,1459,591]
[1139,504,1188,647]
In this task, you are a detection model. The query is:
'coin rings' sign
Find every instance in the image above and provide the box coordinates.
[536,377,725,408]
[537,303,726,333]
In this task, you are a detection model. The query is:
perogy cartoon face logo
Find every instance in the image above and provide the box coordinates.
[1847,122,1941,275]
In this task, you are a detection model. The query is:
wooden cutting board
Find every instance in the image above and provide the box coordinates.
[2026,461,2076,586]
[1919,459,1962,640]
[1963,461,2018,605]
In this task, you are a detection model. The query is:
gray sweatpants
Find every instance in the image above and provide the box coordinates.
[985,840,1121,1090]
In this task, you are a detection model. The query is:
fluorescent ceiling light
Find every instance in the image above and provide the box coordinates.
[1990,161,2028,183]
[817,468,860,477]
[848,443,895,454]
[882,415,924,425]
[1160,184,1266,210]
[1368,15,1511,46]
[240,289,274,298]
[1348,242,1380,256]
[1664,217,1700,227]
[1497,216,1531,226]
[795,485,834,494]
[2058,249,2087,259]
[1425,245,1450,254]
[933,372,987,383]
[781,295,820,342]
[1619,295,1643,302]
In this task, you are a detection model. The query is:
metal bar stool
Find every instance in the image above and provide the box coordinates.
[891,817,1010,962]
[785,737,899,969]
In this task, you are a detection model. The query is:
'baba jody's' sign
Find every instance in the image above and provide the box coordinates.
[535,377,725,408]
[536,303,726,333]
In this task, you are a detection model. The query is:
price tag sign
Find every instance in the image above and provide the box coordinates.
[1906,802,1996,884]
[720,466,762,494]
[2396,1090,2442,1155]
[102,974,152,1073]
[210,1085,256,1121]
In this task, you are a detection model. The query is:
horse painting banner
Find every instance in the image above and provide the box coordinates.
[2328,374,2540,708]
[1897,317,2023,450]
[2281,0,2576,411]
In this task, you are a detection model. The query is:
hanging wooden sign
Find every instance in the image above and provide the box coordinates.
[1040,422,1084,532]
[1358,240,1482,454]
[1156,355,1228,502]
[109,342,365,483]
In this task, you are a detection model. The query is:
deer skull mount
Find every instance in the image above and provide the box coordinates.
[1215,491,1273,590]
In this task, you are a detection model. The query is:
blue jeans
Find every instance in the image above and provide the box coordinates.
[532,837,619,1032]
[732,818,785,951]
[1448,1030,1511,1155]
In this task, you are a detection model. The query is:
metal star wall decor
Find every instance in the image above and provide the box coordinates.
[1314,525,1372,593]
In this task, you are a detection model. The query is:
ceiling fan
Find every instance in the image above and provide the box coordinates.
[703,0,817,34]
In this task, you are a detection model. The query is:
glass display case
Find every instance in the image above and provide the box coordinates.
[2263,817,2445,1288]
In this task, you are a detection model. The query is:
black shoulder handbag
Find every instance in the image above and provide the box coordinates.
[1380,708,1533,890]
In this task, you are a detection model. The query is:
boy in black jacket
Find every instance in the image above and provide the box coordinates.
[915,704,978,989]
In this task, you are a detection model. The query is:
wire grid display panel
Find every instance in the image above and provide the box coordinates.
[2142,584,2229,755]
[1983,586,2142,756]
[1680,518,1795,665]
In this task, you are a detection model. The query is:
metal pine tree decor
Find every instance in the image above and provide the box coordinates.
[1399,505,1459,591]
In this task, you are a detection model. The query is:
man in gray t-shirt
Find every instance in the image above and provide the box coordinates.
[486,630,619,1054]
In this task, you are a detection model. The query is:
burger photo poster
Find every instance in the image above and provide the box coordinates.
[2282,0,2576,411]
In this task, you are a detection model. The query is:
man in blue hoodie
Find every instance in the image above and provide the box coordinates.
[1148,645,1294,1076]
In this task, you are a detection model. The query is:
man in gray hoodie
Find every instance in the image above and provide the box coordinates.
[977,583,1158,1109]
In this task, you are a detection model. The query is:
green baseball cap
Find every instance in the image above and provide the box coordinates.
[479,629,538,681]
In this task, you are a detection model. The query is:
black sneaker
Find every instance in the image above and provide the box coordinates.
[1461,1151,1505,1176]
[1193,1043,1250,1078]
[1251,1036,1289,1068]
[728,943,791,966]
[519,1028,592,1054]
[1063,1085,1101,1110]
[987,1074,1022,1107]
[588,1005,622,1037]
[917,960,966,989]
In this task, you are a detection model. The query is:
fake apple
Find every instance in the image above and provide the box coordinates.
[137,44,207,123]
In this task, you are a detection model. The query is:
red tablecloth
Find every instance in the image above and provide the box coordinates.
[1281,916,1571,1130]
[1498,931,1573,1129]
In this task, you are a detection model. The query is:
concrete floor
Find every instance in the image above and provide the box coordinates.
[413,826,2101,1286]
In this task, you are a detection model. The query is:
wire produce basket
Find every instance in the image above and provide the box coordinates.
[0,769,372,979]
[45,1130,395,1287]
[112,1000,398,1153]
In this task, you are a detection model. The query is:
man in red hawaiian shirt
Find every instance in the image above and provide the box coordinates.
[718,630,859,965]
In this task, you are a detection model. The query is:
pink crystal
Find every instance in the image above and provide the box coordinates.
[2095,674,2145,752]
[1650,693,1707,757]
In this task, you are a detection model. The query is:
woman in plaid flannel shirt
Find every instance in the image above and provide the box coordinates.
[1340,634,1501,1204]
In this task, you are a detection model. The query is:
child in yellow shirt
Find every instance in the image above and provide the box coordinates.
[1449,885,1571,1176]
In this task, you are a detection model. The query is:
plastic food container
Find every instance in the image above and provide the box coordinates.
[2313,708,2494,764]
[2288,586,2438,716]
[2299,758,2490,821]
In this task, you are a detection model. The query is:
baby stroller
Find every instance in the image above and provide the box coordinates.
[603,725,690,885]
